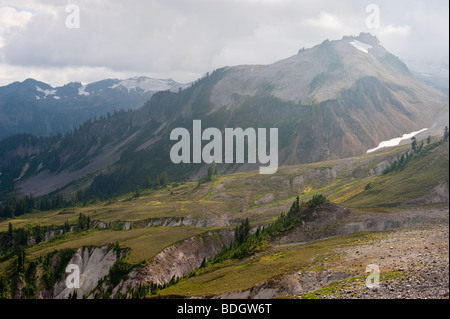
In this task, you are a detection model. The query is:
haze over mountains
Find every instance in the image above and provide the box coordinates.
[0,76,183,139]
[407,59,449,94]
[0,33,448,201]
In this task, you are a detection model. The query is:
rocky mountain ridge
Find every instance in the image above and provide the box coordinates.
[0,33,448,200]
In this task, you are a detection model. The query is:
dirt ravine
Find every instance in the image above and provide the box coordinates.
[113,229,234,296]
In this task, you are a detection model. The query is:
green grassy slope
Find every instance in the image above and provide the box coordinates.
[0,138,447,298]
[343,141,449,207]
[158,232,369,297]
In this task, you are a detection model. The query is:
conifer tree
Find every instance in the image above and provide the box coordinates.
[411,136,417,152]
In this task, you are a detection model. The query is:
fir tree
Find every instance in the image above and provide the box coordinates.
[411,136,417,152]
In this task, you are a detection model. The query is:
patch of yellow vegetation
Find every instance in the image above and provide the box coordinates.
[332,184,366,204]
[303,184,313,194]
[260,252,284,262]
[146,201,163,205]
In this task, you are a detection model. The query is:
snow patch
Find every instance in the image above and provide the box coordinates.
[367,128,428,153]
[350,40,372,54]
[78,85,90,96]
[35,86,57,99]
[109,83,121,90]
[109,77,177,93]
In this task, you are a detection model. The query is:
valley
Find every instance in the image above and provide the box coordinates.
[0,136,448,299]
[0,33,448,300]
[1,34,448,203]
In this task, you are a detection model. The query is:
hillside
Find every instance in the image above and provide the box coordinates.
[0,135,447,299]
[0,33,448,202]
[0,77,183,139]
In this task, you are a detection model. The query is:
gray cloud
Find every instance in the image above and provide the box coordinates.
[0,0,448,85]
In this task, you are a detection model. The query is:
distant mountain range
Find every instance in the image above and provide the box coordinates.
[0,33,448,201]
[406,59,449,94]
[0,76,183,139]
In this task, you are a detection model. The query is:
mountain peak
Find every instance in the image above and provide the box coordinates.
[353,32,380,46]
[0,76,183,139]
[0,34,448,200]
[22,78,52,88]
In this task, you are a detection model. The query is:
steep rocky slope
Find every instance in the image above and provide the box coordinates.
[49,246,121,299]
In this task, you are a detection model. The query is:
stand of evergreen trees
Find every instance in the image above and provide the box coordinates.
[383,130,448,175]
[0,193,72,219]
[122,193,329,299]
[213,194,328,262]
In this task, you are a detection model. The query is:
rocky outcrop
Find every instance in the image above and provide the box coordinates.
[49,246,121,299]
[217,271,351,299]
[369,156,399,175]
[402,179,449,205]
[146,217,228,227]
[115,229,234,296]
[91,220,132,230]
[275,202,449,245]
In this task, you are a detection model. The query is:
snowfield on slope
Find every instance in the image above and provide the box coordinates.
[350,40,372,53]
[109,77,178,93]
[367,128,428,153]
[35,86,57,98]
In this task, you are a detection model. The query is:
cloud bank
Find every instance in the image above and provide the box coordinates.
[0,0,448,85]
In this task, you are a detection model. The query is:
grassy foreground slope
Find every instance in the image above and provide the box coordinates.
[160,214,448,298]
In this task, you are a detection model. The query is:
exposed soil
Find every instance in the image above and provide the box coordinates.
[313,222,449,299]
[115,229,234,296]
[218,203,449,299]
[275,203,449,245]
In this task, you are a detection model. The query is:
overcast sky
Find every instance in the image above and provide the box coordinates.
[0,0,448,86]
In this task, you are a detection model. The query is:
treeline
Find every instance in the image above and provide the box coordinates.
[0,213,90,258]
[0,246,76,299]
[213,194,328,262]
[88,170,171,200]
[0,168,173,218]
[383,129,448,175]
[383,151,415,175]
[0,223,61,257]
[0,193,72,219]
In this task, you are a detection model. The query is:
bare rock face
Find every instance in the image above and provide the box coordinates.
[403,179,450,205]
[51,246,119,299]
[117,229,234,295]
